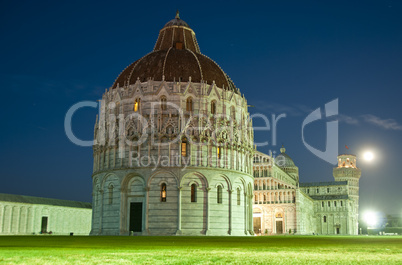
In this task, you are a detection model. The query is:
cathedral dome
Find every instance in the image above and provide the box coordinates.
[112,12,238,93]
[163,12,190,27]
[275,146,296,168]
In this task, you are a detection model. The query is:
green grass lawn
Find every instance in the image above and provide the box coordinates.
[0,235,401,264]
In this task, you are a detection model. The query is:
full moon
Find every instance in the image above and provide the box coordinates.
[363,151,374,161]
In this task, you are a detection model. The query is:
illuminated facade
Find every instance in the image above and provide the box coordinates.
[0,193,91,235]
[90,12,361,236]
[90,12,254,236]
[253,149,361,235]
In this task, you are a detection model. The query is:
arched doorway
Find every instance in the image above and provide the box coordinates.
[253,208,262,235]
[275,212,283,234]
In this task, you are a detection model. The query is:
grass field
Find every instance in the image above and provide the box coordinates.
[0,235,401,264]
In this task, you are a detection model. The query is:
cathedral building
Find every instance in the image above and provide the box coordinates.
[90,12,361,236]
[253,148,361,235]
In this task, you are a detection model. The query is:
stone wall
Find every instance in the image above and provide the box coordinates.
[91,167,253,236]
[295,190,315,235]
[0,201,91,235]
[91,79,255,236]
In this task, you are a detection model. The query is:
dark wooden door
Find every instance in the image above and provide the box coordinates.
[129,202,142,232]
[41,216,48,233]
[253,217,261,234]
[276,221,283,234]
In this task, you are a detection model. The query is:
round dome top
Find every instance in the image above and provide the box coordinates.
[164,11,190,28]
[112,12,239,93]
[275,146,296,168]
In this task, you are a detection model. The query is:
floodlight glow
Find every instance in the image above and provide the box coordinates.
[363,151,374,161]
[363,211,377,227]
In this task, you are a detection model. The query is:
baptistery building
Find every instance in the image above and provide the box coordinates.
[91,12,254,236]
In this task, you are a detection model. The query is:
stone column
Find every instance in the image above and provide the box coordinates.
[228,189,232,235]
[176,186,182,235]
[284,209,287,234]
[120,143,124,168]
[93,152,96,172]
[248,194,253,234]
[244,192,248,235]
[168,143,171,166]
[145,186,150,234]
[119,187,127,235]
[16,207,21,234]
[99,149,103,170]
[90,191,96,235]
[113,146,117,168]
[205,187,211,235]
[179,140,182,166]
[106,148,110,169]
[97,150,100,171]
[128,145,132,167]
[99,190,104,234]
[230,147,233,170]
[27,207,33,234]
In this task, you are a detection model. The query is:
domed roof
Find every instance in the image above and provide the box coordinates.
[112,12,239,93]
[164,11,190,28]
[275,146,296,168]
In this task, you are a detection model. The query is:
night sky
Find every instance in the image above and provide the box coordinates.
[1,1,401,215]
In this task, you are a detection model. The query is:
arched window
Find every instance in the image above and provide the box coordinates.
[231,106,235,118]
[186,97,193,112]
[115,102,120,115]
[254,194,257,203]
[322,201,324,207]
[307,189,310,194]
[263,194,266,202]
[323,216,327,223]
[328,201,330,207]
[316,188,319,193]
[134,98,141,112]
[327,188,330,193]
[341,201,343,207]
[161,183,167,202]
[181,138,188,157]
[334,201,337,207]
[108,184,114,204]
[191,184,197,202]
[160,96,167,110]
[211,101,216,114]
[217,146,221,159]
[237,188,241,205]
[217,186,222,204]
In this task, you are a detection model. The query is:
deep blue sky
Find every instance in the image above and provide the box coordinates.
[0,1,401,215]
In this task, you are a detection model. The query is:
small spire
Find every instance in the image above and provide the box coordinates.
[175,10,180,19]
[280,145,286,153]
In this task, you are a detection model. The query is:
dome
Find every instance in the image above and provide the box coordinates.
[275,146,296,168]
[164,11,190,28]
[112,12,238,93]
